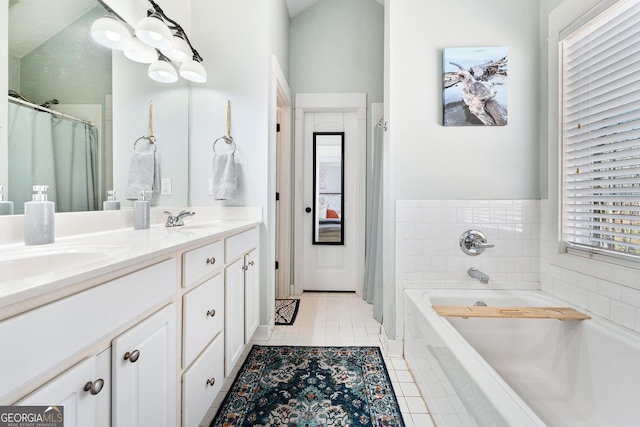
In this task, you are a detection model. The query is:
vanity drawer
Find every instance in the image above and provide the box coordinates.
[0,258,176,402]
[182,273,224,368]
[182,240,224,288]
[225,227,259,263]
[182,332,224,427]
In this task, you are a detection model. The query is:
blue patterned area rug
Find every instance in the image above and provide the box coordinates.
[275,299,300,325]
[211,345,405,426]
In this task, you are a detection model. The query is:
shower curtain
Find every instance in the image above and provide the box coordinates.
[8,102,99,213]
[364,123,384,322]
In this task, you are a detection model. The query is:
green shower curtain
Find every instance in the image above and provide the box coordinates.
[364,123,384,322]
[7,102,99,213]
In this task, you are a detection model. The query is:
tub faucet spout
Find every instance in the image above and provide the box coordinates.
[468,267,489,284]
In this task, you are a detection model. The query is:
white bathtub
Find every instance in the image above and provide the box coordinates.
[404,289,640,427]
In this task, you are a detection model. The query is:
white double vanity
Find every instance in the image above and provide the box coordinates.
[0,207,262,427]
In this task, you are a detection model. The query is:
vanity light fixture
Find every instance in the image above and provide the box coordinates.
[91,13,132,51]
[92,0,206,83]
[161,31,192,63]
[135,10,173,50]
[124,36,157,64]
[148,54,178,83]
[179,57,207,83]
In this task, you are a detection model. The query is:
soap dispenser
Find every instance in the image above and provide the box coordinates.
[0,185,14,215]
[24,185,55,245]
[133,190,150,229]
[103,190,120,211]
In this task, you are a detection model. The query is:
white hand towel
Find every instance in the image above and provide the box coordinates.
[211,152,237,200]
[125,151,159,200]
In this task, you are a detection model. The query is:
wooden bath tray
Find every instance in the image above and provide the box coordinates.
[432,305,591,320]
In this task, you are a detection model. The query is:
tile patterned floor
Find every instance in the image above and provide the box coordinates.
[201,292,435,427]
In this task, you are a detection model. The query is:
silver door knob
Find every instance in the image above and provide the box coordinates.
[206,309,216,317]
[84,378,105,395]
[206,377,216,386]
[123,349,140,363]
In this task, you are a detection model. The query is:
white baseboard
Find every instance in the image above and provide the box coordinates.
[252,322,273,341]
[380,325,404,357]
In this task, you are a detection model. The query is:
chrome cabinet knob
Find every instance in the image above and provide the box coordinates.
[248,261,254,266]
[124,349,140,363]
[206,257,216,265]
[84,378,105,395]
[242,265,249,271]
[206,309,216,317]
[206,378,216,386]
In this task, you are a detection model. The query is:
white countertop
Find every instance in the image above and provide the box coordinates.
[0,209,261,317]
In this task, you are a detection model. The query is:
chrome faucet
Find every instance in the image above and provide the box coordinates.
[468,267,489,284]
[164,210,196,227]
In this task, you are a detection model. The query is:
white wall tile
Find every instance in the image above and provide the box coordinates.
[396,199,640,335]
[610,301,636,330]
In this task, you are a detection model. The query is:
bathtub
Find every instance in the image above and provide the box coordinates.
[404,289,640,427]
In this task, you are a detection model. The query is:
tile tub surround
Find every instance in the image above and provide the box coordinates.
[539,200,640,335]
[395,200,540,338]
[394,199,640,337]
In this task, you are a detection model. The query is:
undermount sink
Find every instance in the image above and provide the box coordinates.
[0,243,127,284]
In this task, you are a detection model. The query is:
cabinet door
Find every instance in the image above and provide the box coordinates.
[112,304,177,427]
[19,349,111,427]
[244,248,260,344]
[224,258,245,377]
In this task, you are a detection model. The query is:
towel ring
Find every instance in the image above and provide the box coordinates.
[213,135,236,154]
[134,135,157,153]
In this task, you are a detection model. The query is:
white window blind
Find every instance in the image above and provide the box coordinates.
[561,0,640,259]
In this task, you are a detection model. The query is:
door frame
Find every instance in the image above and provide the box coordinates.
[293,93,367,296]
[275,68,292,299]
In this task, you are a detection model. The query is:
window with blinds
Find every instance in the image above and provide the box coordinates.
[561,0,640,261]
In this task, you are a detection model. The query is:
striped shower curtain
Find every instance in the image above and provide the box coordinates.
[7,102,99,213]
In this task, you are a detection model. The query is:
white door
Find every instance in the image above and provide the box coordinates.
[295,93,366,293]
[112,303,177,427]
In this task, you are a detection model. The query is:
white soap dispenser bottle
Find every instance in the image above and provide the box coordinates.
[24,185,55,245]
[0,185,14,215]
[103,190,120,210]
[133,190,150,229]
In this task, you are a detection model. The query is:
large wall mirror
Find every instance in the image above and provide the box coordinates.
[313,132,344,245]
[4,0,189,215]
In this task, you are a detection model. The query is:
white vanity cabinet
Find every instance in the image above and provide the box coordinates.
[2,220,261,427]
[19,349,111,427]
[112,303,177,427]
[0,258,176,403]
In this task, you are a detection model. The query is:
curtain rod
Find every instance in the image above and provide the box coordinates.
[8,96,94,126]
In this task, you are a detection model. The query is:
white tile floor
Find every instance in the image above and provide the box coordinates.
[201,292,435,426]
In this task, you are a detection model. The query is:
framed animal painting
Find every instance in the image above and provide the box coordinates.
[443,47,508,126]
